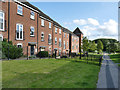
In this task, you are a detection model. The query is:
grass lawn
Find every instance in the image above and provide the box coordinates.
[2,58,100,88]
[109,53,120,66]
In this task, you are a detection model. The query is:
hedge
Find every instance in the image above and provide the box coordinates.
[36,51,48,58]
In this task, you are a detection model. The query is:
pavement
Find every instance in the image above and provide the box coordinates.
[97,53,119,89]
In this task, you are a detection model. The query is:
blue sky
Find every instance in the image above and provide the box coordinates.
[29,2,118,40]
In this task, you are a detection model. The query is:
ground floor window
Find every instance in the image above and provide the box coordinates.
[59,49,61,56]
[40,47,45,51]
[17,43,22,48]
[0,34,3,41]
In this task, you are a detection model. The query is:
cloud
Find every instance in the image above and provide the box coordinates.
[73,19,87,25]
[73,18,99,26]
[80,19,118,40]
[88,18,99,26]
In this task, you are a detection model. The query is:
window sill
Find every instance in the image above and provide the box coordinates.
[16,39,23,41]
[17,13,23,17]
[41,25,45,27]
[30,18,35,21]
[41,40,45,42]
[30,35,35,37]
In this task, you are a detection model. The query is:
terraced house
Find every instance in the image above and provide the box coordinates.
[0,0,83,57]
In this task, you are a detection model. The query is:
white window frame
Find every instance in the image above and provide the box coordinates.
[64,41,66,49]
[41,19,44,26]
[55,37,57,45]
[55,27,57,34]
[17,5,23,15]
[67,34,68,38]
[49,22,51,29]
[41,32,44,41]
[59,28,61,34]
[59,38,61,47]
[17,43,23,48]
[0,11,4,31]
[30,11,35,20]
[16,23,23,40]
[30,26,35,36]
[48,34,52,44]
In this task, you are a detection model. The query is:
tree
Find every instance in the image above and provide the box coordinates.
[89,41,96,52]
[82,37,89,53]
[108,43,117,53]
[97,40,103,53]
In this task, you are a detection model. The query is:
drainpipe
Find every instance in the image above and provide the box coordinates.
[37,13,38,53]
[52,22,54,57]
[8,0,10,60]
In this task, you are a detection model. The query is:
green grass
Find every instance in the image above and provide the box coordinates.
[2,58,100,88]
[109,53,120,67]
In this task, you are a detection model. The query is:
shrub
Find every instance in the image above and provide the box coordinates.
[2,40,23,59]
[61,55,68,58]
[36,51,48,58]
[71,53,76,57]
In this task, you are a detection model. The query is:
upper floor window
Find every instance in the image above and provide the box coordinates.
[30,26,35,36]
[64,41,66,49]
[17,5,23,15]
[0,12,4,31]
[49,22,51,29]
[41,32,44,41]
[16,24,23,40]
[48,34,52,44]
[72,46,74,49]
[64,33,65,38]
[59,28,61,34]
[41,19,44,26]
[55,37,57,45]
[67,34,68,38]
[55,27,57,34]
[59,38,61,47]
[30,11,35,20]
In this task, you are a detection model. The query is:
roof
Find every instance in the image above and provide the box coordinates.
[73,27,83,34]
[16,0,80,37]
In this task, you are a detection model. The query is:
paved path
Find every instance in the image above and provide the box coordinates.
[97,53,119,89]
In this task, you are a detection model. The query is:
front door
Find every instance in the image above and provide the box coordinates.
[31,45,34,55]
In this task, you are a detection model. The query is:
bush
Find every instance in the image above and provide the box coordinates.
[2,40,23,59]
[36,51,48,58]
[61,55,68,58]
[71,53,76,57]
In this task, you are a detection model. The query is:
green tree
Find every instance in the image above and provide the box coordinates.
[108,43,117,53]
[89,41,96,52]
[82,37,89,53]
[97,40,103,53]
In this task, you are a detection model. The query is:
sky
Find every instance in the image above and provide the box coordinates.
[29,1,118,41]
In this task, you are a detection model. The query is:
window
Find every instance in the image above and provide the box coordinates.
[41,32,44,41]
[55,37,57,45]
[64,41,65,49]
[41,19,44,26]
[30,11,35,20]
[48,34,52,44]
[59,38,61,47]
[67,41,68,46]
[72,46,74,49]
[0,34,3,41]
[55,27,57,34]
[49,22,51,28]
[0,12,4,31]
[76,45,78,49]
[59,49,61,56]
[59,28,61,34]
[67,34,68,38]
[64,33,65,38]
[30,26,35,36]
[49,46,51,55]
[17,5,23,15]
[72,37,74,42]
[16,24,23,40]
[17,43,22,48]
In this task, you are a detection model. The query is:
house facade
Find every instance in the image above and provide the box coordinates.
[0,0,83,57]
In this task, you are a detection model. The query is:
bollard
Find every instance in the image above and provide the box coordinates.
[99,56,102,66]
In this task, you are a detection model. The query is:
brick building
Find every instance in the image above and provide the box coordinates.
[0,0,83,57]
